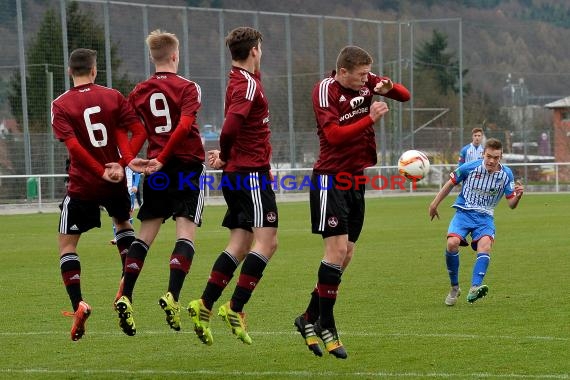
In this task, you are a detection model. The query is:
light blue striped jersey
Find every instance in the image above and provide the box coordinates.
[458,143,484,164]
[450,159,516,216]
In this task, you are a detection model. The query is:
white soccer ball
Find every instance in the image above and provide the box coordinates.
[398,150,430,180]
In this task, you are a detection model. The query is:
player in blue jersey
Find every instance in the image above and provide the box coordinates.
[458,127,484,165]
[429,138,524,305]
[110,167,141,245]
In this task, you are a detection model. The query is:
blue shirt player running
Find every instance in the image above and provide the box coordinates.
[429,138,524,306]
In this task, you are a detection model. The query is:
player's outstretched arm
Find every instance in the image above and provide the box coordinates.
[429,179,455,220]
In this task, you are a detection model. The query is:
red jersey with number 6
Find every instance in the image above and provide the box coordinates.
[128,72,205,163]
[51,83,140,200]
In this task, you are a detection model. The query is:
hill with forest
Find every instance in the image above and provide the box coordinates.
[183,0,570,104]
[1,0,569,141]
[1,0,569,105]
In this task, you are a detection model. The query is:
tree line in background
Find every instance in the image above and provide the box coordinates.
[8,2,131,134]
[5,0,556,175]
[8,2,506,132]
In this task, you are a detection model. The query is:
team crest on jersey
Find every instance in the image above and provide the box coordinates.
[327,216,339,228]
[266,212,277,223]
[359,87,370,96]
[350,96,364,109]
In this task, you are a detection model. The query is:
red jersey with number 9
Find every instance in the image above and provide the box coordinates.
[51,83,140,199]
[128,72,204,164]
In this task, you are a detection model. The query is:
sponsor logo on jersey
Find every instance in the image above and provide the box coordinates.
[349,96,364,109]
[339,106,369,122]
[339,95,346,102]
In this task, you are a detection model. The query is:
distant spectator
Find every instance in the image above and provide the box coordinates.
[538,132,551,156]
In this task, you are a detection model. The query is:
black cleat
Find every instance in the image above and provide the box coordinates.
[314,321,347,359]
[294,315,323,357]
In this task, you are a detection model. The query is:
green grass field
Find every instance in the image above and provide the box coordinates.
[0,194,568,379]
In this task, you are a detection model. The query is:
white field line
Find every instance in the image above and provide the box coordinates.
[0,330,567,341]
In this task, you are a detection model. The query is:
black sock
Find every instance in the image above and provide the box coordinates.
[201,251,239,310]
[167,238,195,301]
[115,228,135,276]
[122,239,149,301]
[60,252,82,311]
[304,285,320,323]
[317,261,342,329]
[231,252,268,312]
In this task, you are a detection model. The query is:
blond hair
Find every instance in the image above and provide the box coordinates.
[146,29,179,64]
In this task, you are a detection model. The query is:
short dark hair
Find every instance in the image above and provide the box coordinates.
[484,138,502,151]
[336,46,373,72]
[69,48,97,76]
[471,127,483,135]
[225,27,262,61]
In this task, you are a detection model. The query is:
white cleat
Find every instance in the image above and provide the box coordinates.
[445,286,461,306]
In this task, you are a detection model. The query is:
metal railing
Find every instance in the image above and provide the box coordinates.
[1,162,568,214]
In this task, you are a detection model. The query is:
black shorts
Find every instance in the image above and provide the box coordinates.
[137,160,204,225]
[310,173,365,242]
[221,171,278,231]
[58,193,131,234]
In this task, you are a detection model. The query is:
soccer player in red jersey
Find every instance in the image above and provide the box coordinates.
[113,30,206,336]
[294,46,411,358]
[52,48,147,341]
[188,27,277,346]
